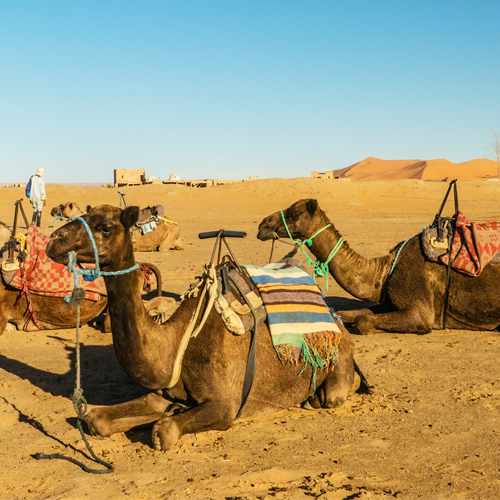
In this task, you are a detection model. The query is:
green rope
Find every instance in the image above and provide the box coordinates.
[280,211,343,291]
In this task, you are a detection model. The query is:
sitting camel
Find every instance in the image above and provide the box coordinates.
[51,202,184,252]
[0,222,164,333]
[257,199,500,335]
[46,204,364,450]
[0,261,163,333]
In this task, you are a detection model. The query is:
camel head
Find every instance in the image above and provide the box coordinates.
[257,199,326,242]
[47,204,139,269]
[50,202,82,219]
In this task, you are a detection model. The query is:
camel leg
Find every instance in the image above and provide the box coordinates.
[85,392,184,437]
[354,306,433,335]
[152,399,233,451]
[305,326,356,409]
[102,309,112,333]
[337,308,374,324]
[337,303,392,324]
[0,310,8,335]
[157,227,179,252]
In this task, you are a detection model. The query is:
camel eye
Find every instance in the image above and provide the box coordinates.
[99,225,113,236]
[288,213,299,222]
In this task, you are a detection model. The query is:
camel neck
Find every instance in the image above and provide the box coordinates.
[306,221,392,303]
[102,270,196,390]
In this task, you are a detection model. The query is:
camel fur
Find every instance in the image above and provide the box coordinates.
[46,204,362,451]
[51,202,184,252]
[258,199,500,335]
[0,221,11,246]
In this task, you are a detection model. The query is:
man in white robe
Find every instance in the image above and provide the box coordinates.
[30,168,46,227]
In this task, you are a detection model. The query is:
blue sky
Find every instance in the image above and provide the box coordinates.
[1,1,499,184]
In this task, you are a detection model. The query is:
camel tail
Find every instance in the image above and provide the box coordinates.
[354,360,373,394]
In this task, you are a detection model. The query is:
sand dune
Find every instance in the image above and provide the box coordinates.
[334,156,499,181]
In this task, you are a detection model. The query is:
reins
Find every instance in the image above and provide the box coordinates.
[36,216,138,474]
[277,210,343,291]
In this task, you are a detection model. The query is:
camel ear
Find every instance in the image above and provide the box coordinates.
[69,203,73,210]
[306,199,318,215]
[86,205,92,213]
[121,206,139,229]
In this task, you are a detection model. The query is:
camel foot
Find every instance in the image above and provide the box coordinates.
[152,419,181,451]
[86,409,113,438]
[353,315,375,335]
[301,400,317,410]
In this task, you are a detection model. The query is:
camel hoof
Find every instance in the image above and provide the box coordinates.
[152,419,181,451]
[301,400,316,410]
[353,316,374,335]
[85,410,112,438]
[325,397,347,409]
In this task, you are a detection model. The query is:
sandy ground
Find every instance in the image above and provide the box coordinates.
[1,178,500,500]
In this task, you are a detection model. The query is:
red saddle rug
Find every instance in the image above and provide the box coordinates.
[438,211,500,277]
[9,226,106,301]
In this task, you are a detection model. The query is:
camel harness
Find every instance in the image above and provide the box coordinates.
[172,229,258,419]
[35,216,139,474]
[273,210,343,291]
[51,205,83,233]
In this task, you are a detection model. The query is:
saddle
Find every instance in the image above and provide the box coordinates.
[137,205,165,223]
[214,257,266,335]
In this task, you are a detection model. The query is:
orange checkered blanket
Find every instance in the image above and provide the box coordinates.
[9,226,106,301]
[439,212,500,277]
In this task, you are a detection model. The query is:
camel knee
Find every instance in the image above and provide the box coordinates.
[317,332,356,408]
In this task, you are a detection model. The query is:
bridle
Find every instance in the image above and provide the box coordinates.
[277,210,343,291]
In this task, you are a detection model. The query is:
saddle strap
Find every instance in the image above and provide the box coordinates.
[229,274,258,420]
[167,263,218,389]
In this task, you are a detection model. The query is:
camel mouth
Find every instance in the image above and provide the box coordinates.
[46,240,72,264]
[257,226,276,241]
[46,249,70,264]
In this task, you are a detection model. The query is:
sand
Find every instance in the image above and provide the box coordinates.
[1,177,500,500]
[334,157,499,182]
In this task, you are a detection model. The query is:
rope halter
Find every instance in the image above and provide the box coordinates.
[65,216,138,302]
[52,206,83,233]
[279,210,343,291]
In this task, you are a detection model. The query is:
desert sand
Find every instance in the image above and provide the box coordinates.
[334,157,499,182]
[1,176,500,500]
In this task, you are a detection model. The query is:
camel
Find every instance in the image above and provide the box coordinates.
[0,221,12,245]
[257,199,500,335]
[0,261,163,333]
[46,204,363,451]
[51,202,184,252]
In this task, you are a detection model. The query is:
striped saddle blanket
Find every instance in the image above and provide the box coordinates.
[243,262,341,373]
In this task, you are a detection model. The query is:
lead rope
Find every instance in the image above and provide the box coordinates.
[279,211,343,291]
[35,216,138,473]
[34,285,115,473]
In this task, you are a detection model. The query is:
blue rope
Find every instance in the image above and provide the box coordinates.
[379,234,415,304]
[65,216,138,303]
[52,208,83,233]
[280,211,343,291]
[387,236,413,277]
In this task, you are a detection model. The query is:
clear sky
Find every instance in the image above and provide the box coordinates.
[1,1,499,184]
